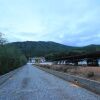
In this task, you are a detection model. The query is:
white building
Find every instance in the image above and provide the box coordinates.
[78,60,87,66]
[29,57,45,64]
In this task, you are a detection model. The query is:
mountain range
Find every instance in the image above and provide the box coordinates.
[8,41,100,58]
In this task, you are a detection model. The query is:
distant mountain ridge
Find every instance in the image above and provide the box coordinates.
[8,41,100,58]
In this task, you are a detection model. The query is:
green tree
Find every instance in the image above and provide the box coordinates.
[0,33,27,75]
[0,32,6,45]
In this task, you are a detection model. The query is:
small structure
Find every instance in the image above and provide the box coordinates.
[29,57,45,64]
[98,59,100,66]
[78,60,87,66]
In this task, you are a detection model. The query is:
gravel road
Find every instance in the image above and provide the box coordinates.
[0,64,100,100]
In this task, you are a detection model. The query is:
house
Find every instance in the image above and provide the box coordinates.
[29,57,45,64]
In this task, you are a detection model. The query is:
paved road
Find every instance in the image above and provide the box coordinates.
[0,64,100,100]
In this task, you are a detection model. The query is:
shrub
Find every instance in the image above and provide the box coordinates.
[0,45,27,75]
[87,72,94,78]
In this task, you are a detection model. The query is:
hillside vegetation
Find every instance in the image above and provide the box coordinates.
[9,41,74,58]
[0,33,27,75]
[9,41,100,60]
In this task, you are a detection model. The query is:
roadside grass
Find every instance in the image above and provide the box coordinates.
[36,64,100,82]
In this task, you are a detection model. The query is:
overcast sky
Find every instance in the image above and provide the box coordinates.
[0,0,100,46]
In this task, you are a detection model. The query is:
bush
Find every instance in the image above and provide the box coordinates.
[87,72,94,78]
[0,45,27,75]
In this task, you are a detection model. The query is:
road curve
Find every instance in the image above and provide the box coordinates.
[0,64,99,100]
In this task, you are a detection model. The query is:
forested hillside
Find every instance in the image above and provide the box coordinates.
[9,41,100,60]
[9,41,75,58]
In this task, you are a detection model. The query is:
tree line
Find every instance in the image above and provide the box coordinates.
[9,41,100,62]
[0,33,27,75]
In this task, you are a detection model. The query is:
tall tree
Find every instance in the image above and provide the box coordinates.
[0,32,27,75]
[0,32,6,45]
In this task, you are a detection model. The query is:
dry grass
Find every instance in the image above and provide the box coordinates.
[76,67,100,74]
[37,64,100,82]
[64,67,100,82]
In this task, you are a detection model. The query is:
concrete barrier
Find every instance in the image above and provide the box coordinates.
[36,66,100,94]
